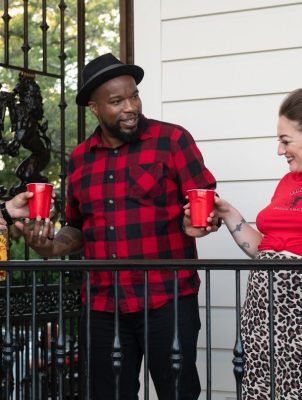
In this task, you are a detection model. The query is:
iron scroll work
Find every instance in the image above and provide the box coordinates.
[0,72,51,198]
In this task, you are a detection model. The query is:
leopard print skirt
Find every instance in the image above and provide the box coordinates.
[241,251,302,400]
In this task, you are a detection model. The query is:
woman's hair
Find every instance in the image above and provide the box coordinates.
[279,88,302,130]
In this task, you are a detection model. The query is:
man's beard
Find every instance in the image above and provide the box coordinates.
[103,114,143,144]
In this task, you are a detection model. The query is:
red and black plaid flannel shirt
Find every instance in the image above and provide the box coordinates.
[66,116,216,313]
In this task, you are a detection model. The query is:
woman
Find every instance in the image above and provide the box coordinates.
[214,89,302,399]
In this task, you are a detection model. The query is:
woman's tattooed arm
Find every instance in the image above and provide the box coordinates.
[229,218,246,235]
[228,218,253,256]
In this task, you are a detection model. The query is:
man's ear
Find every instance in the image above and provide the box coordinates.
[88,101,97,117]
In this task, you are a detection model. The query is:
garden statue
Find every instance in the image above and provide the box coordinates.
[0,72,51,197]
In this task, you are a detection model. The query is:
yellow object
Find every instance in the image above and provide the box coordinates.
[0,231,8,281]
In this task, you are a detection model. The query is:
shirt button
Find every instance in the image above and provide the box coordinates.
[109,226,115,230]
[109,174,114,180]
[111,253,117,259]
[114,149,118,154]
[109,199,114,204]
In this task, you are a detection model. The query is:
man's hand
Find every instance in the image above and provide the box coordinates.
[15,217,55,258]
[183,202,220,238]
[15,219,83,258]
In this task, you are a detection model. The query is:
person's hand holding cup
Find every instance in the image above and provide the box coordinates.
[26,183,54,219]
[187,189,215,228]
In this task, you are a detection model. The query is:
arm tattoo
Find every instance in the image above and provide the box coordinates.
[239,242,251,256]
[229,218,246,235]
[239,242,250,251]
[55,227,83,255]
[57,233,74,246]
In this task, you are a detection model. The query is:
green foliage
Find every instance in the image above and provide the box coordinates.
[0,0,120,259]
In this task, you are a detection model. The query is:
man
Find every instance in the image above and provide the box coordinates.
[2,53,219,399]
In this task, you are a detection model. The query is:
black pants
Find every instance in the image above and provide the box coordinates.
[82,295,201,400]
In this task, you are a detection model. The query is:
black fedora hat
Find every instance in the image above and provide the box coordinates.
[76,53,144,106]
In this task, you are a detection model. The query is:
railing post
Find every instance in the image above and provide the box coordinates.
[112,270,123,400]
[232,269,244,399]
[3,271,14,399]
[205,268,212,400]
[86,271,91,400]
[24,323,31,399]
[56,271,66,400]
[144,270,149,400]
[268,270,275,400]
[171,270,182,400]
[31,271,38,399]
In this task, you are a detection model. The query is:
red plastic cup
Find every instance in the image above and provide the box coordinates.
[26,183,53,219]
[187,189,215,228]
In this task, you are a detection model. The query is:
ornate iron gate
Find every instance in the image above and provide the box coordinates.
[0,1,85,397]
[0,1,133,398]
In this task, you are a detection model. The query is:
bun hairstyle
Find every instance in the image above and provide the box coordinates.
[279,88,302,131]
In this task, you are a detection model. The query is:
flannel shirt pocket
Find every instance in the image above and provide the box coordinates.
[127,162,165,198]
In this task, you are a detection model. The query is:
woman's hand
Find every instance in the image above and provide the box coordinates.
[6,190,55,220]
[5,191,34,219]
[213,195,232,217]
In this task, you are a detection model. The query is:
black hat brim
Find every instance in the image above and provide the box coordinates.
[76,64,144,106]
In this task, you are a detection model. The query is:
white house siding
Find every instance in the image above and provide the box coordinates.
[134,1,302,399]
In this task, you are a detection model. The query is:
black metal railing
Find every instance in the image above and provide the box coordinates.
[1,258,301,400]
